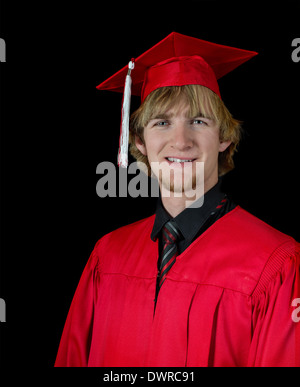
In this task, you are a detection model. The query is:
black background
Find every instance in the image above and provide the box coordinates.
[0,1,299,370]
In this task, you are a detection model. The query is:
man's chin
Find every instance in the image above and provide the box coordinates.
[160,176,197,196]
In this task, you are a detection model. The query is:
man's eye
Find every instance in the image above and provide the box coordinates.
[155,121,168,126]
[193,119,207,125]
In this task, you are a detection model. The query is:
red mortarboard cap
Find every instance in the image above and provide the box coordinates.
[97,31,258,101]
[96,32,258,167]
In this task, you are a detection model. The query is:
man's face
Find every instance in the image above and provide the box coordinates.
[135,101,231,198]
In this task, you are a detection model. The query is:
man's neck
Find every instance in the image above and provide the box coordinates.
[160,178,218,218]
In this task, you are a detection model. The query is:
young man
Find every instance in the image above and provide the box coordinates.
[55,32,300,367]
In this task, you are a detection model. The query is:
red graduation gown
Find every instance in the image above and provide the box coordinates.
[55,206,300,367]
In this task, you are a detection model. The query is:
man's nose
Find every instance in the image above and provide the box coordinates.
[171,123,193,150]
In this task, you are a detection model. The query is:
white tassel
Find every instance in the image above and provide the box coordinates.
[118,59,135,168]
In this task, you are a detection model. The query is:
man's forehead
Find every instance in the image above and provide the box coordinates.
[151,103,213,121]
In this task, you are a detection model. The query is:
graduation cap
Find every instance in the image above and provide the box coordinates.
[96,32,258,167]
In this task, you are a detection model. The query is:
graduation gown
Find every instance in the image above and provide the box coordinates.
[55,206,300,367]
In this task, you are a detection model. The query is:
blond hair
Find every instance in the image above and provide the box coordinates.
[129,85,242,176]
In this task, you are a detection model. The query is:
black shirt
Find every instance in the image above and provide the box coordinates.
[151,180,237,256]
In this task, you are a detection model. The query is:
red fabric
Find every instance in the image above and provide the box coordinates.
[141,55,220,101]
[55,207,300,367]
[96,32,258,101]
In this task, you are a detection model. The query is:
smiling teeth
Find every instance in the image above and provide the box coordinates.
[167,157,193,163]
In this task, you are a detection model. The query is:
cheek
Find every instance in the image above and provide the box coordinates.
[197,131,220,155]
[143,133,165,158]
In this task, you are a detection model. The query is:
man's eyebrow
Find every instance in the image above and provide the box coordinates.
[148,111,214,121]
[191,112,214,121]
[149,113,174,121]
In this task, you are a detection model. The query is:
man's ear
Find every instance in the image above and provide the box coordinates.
[135,134,147,156]
[219,140,232,152]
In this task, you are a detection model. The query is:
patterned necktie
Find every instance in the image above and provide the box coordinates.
[157,220,181,292]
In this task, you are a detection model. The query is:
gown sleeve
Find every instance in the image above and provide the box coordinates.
[54,242,100,367]
[248,241,300,367]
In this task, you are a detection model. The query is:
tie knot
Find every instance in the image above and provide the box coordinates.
[162,220,181,246]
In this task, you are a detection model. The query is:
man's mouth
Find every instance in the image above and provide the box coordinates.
[166,157,196,163]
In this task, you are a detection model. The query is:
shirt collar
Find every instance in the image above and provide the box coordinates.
[151,180,226,242]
